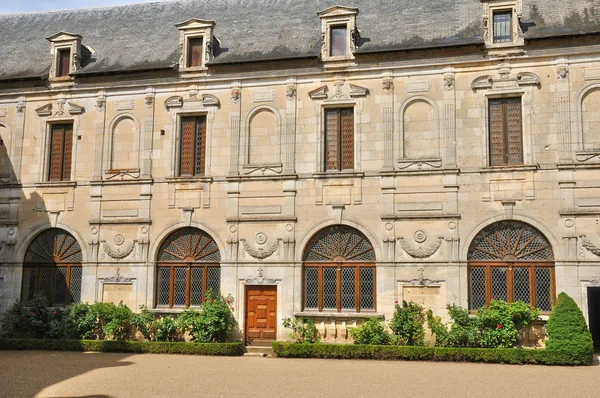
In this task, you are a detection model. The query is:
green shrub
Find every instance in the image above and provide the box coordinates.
[282,317,320,343]
[509,301,541,329]
[179,290,235,343]
[1,295,55,339]
[0,338,244,356]
[271,342,590,366]
[389,301,426,346]
[426,310,449,347]
[546,292,594,365]
[446,304,479,348]
[475,300,520,348]
[349,318,391,345]
[132,306,182,342]
[68,302,134,341]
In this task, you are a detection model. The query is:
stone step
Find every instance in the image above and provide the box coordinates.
[244,345,274,357]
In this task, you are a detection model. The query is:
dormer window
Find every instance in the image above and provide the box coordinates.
[46,32,84,82]
[57,48,71,77]
[318,6,359,66]
[176,19,215,75]
[493,11,512,43]
[482,1,524,54]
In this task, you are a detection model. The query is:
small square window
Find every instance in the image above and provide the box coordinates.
[187,37,204,68]
[330,26,347,57]
[493,11,512,43]
[57,49,71,77]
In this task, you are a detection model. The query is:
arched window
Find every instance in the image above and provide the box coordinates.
[156,227,221,308]
[468,221,555,312]
[22,228,83,305]
[303,225,376,312]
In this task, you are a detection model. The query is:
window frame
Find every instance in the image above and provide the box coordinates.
[186,37,204,68]
[47,123,74,182]
[303,263,376,313]
[468,262,556,312]
[22,263,82,306]
[330,25,348,57]
[492,10,513,43]
[155,263,220,309]
[324,107,354,171]
[179,115,207,177]
[176,19,215,74]
[488,97,523,166]
[56,48,72,77]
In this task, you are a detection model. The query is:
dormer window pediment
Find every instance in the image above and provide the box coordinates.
[176,18,216,75]
[481,0,525,56]
[318,6,359,66]
[46,31,87,82]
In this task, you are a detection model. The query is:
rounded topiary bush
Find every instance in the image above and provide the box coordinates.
[546,292,594,365]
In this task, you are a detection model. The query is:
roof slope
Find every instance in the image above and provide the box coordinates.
[0,0,599,80]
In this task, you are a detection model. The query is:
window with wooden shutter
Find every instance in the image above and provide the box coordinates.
[325,108,354,171]
[179,116,207,176]
[57,49,71,77]
[48,123,73,181]
[489,98,523,166]
[187,37,204,67]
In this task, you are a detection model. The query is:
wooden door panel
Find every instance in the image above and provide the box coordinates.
[245,285,277,344]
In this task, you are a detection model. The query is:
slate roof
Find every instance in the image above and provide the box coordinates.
[0,0,599,81]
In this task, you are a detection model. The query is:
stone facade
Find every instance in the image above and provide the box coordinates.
[1,0,600,342]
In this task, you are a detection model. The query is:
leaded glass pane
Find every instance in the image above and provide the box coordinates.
[469,267,486,310]
[24,228,83,263]
[304,267,319,309]
[468,221,553,261]
[304,225,375,262]
[360,268,375,310]
[21,267,36,302]
[342,268,355,310]
[491,267,508,301]
[38,268,54,301]
[207,267,220,295]
[493,11,512,43]
[535,268,553,312]
[513,267,530,305]
[157,267,171,306]
[158,228,221,262]
[70,267,82,303]
[323,268,337,310]
[173,267,187,306]
[54,267,68,306]
[190,267,204,306]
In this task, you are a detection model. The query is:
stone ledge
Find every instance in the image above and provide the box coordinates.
[478,164,539,173]
[381,213,461,221]
[293,312,384,319]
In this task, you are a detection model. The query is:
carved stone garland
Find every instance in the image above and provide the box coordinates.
[580,235,600,257]
[398,235,443,259]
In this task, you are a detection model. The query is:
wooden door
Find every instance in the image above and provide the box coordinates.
[245,285,277,344]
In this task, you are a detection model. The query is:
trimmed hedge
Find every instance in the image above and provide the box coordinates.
[272,342,591,366]
[0,338,244,356]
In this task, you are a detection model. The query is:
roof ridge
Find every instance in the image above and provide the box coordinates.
[0,0,181,17]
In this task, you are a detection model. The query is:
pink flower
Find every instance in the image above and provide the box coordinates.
[202,297,207,302]
[29,311,34,316]
[497,324,502,329]
[209,300,213,304]
[119,300,123,303]
[420,307,424,311]
[226,299,231,304]
[53,311,57,315]
[394,300,398,304]
[231,307,234,311]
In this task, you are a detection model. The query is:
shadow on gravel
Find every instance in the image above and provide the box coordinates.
[0,351,133,398]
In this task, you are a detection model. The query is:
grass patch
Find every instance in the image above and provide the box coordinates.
[0,338,244,356]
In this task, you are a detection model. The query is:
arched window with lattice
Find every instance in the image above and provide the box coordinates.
[467,221,555,312]
[156,227,221,308]
[303,225,376,313]
[22,228,83,305]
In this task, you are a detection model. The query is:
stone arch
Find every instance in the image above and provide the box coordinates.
[244,105,282,166]
[399,96,440,159]
[578,85,600,151]
[17,223,88,265]
[104,113,140,172]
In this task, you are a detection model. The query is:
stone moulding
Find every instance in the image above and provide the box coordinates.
[309,85,328,100]
[580,235,600,257]
[240,238,279,260]
[575,151,600,163]
[398,236,443,258]
[165,96,184,109]
[101,239,136,260]
[397,158,442,170]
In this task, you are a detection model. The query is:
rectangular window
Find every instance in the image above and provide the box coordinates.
[57,49,71,77]
[325,108,354,171]
[493,11,512,43]
[187,37,204,67]
[489,98,523,166]
[48,123,73,181]
[179,116,207,176]
[330,25,347,57]
[156,265,220,308]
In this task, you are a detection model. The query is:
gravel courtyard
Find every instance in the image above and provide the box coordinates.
[1,351,599,398]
